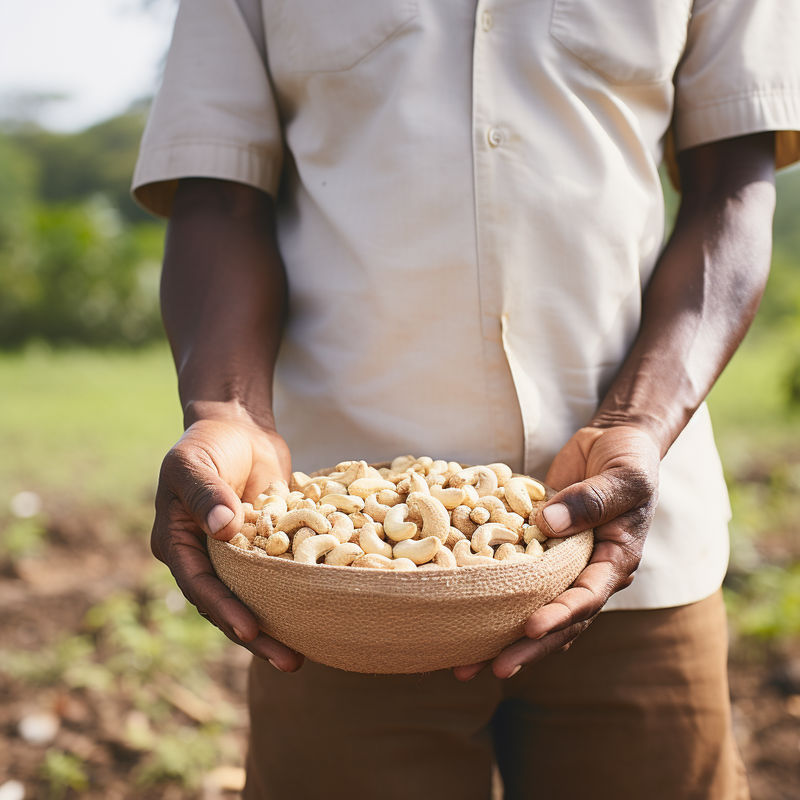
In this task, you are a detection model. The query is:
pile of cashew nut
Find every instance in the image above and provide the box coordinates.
[226,456,563,570]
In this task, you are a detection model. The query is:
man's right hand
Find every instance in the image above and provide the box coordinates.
[152,417,304,672]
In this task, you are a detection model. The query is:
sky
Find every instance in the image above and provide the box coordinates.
[0,0,178,131]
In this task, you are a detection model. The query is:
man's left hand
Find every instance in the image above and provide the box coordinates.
[453,425,660,681]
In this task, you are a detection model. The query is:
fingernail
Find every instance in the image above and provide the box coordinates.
[268,659,284,672]
[508,665,522,678]
[232,627,244,641]
[543,503,571,533]
[207,505,235,535]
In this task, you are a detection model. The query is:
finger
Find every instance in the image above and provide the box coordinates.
[524,539,633,639]
[492,619,591,678]
[536,467,656,538]
[158,445,244,541]
[452,661,490,682]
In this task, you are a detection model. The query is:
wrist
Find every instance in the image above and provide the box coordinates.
[183,399,277,434]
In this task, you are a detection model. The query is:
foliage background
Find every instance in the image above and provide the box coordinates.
[1,111,800,798]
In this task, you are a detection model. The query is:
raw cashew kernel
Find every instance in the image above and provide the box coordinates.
[352,553,395,570]
[327,512,355,544]
[397,471,430,496]
[242,503,258,524]
[376,489,402,507]
[453,539,498,567]
[407,492,451,543]
[523,524,547,544]
[240,522,257,542]
[429,459,449,475]
[471,523,519,552]
[392,536,442,565]
[461,484,480,508]
[347,478,396,498]
[426,473,446,488]
[504,477,545,516]
[349,511,373,528]
[445,526,467,549]
[325,542,364,567]
[255,514,273,537]
[494,543,519,561]
[469,506,491,526]
[291,527,317,554]
[253,535,270,550]
[450,466,499,497]
[316,503,337,517]
[475,545,495,559]
[229,533,252,550]
[475,495,506,515]
[487,463,513,487]
[294,533,340,564]
[430,485,466,510]
[364,492,391,523]
[264,531,291,556]
[324,493,366,514]
[289,471,313,493]
[433,546,457,569]
[383,503,418,542]
[303,482,322,502]
[260,495,288,520]
[275,508,332,535]
[358,523,393,558]
[264,480,290,500]
[286,491,305,510]
[337,460,370,487]
[391,455,417,473]
[451,505,477,536]
[526,539,545,558]
[390,558,418,572]
[320,481,348,497]
[490,509,526,536]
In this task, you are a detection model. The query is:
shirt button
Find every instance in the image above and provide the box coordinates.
[482,10,493,31]
[487,127,503,147]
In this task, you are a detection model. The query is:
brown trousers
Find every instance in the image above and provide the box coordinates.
[243,590,749,800]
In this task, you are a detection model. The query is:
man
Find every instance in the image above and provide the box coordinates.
[133,1,800,797]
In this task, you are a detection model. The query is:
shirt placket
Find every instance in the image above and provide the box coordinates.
[471,0,535,473]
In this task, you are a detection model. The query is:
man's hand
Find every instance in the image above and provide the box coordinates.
[453,425,659,681]
[152,417,305,672]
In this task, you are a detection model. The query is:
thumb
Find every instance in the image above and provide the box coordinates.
[536,467,656,538]
[158,446,244,541]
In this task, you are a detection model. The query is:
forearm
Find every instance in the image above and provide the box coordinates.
[161,178,287,432]
[591,133,776,456]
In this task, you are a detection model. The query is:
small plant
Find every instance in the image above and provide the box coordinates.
[40,750,89,799]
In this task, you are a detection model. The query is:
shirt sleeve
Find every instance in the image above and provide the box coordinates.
[671,0,800,171]
[131,0,283,218]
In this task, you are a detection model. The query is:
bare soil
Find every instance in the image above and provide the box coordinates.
[1,514,798,799]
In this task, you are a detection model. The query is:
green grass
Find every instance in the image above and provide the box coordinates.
[0,344,181,524]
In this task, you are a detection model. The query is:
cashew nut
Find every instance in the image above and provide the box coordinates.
[392,536,442,565]
[229,533,252,550]
[449,466,499,497]
[289,471,313,493]
[453,539,498,567]
[349,511,374,528]
[523,524,547,544]
[347,477,396,499]
[242,502,258,524]
[376,489,402,507]
[291,527,317,554]
[264,480,290,500]
[433,546,457,569]
[525,539,545,558]
[364,492,391,523]
[294,533,340,564]
[494,543,521,561]
[383,503,418,541]
[303,482,322,503]
[445,526,467,549]
[286,491,305,510]
[397,471,430,496]
[324,493,366,514]
[391,454,417,473]
[429,485,466,510]
[256,513,273,537]
[240,522,257,542]
[471,523,519,552]
[327,511,355,544]
[253,535,269,550]
[358,523,393,558]
[469,506,491,526]
[487,462,513,487]
[475,495,506,516]
[406,492,450,543]
[324,542,365,567]
[390,558,418,572]
[352,553,395,570]
[320,480,348,498]
[316,502,337,518]
[504,477,546,517]
[450,505,477,536]
[489,508,526,536]
[461,484,480,508]
[259,495,288,521]
[337,460,370,487]
[264,531,291,556]
[275,508,332,535]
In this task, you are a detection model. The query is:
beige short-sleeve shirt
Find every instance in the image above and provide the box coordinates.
[133,0,800,610]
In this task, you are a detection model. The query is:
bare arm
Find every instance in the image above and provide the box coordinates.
[456,131,776,680]
[153,178,302,672]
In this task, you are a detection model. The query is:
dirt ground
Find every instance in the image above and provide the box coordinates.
[1,517,798,799]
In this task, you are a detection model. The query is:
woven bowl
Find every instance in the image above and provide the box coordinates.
[207,523,594,674]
